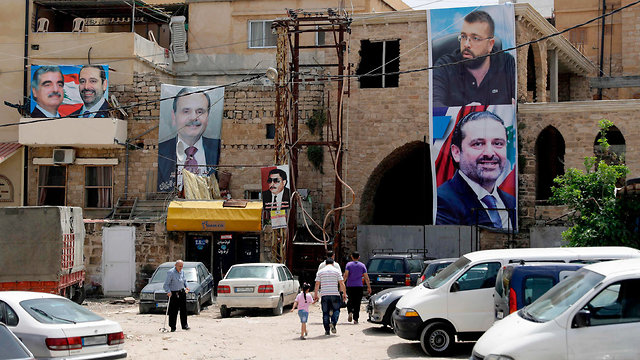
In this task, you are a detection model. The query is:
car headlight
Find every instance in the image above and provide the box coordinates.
[375,293,390,304]
[485,355,515,360]
[397,308,420,317]
[186,292,196,300]
[140,292,154,300]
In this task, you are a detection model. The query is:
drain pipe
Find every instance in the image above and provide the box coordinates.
[22,0,30,205]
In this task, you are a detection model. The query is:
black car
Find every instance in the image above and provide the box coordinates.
[139,261,214,315]
[417,258,457,285]
[366,253,428,293]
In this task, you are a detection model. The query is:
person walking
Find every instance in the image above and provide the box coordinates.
[291,282,315,340]
[163,260,190,332]
[314,258,347,335]
[343,252,372,324]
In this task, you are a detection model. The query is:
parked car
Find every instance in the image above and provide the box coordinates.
[367,253,428,293]
[417,258,456,285]
[216,263,300,317]
[494,262,584,320]
[392,246,640,356]
[473,258,640,360]
[0,322,34,360]
[0,291,126,359]
[367,286,413,328]
[139,261,214,315]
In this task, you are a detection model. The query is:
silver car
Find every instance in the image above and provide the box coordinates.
[367,286,414,328]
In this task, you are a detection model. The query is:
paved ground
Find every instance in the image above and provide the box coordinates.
[87,298,474,360]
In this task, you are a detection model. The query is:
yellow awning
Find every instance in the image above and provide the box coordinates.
[166,200,263,232]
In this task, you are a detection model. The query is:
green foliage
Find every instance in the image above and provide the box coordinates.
[550,119,639,248]
[307,109,326,139]
[307,145,324,173]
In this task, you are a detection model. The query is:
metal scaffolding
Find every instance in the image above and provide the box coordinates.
[272,8,352,265]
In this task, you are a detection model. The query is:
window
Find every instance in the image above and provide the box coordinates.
[583,279,640,326]
[249,20,277,48]
[356,39,400,88]
[456,262,501,291]
[84,166,113,208]
[266,124,275,139]
[38,165,66,205]
[0,301,19,326]
[523,276,555,306]
[244,190,261,200]
[316,26,326,46]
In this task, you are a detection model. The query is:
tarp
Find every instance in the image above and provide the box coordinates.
[166,200,262,232]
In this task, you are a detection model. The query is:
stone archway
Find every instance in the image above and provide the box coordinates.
[359,141,433,225]
[535,126,565,201]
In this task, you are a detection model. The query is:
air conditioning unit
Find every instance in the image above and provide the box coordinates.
[52,149,75,164]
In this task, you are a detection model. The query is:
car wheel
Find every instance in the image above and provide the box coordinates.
[71,285,86,305]
[420,322,455,356]
[193,296,201,315]
[139,304,147,314]
[220,305,231,318]
[383,299,400,328]
[272,295,284,316]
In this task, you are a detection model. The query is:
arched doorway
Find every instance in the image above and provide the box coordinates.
[535,126,565,201]
[360,141,433,225]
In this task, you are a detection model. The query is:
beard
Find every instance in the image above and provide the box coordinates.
[461,49,489,70]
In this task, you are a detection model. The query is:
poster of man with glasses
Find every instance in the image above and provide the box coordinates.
[430,5,516,108]
[261,165,291,229]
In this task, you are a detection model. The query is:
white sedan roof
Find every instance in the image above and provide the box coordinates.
[0,291,63,302]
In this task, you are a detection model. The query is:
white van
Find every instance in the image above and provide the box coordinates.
[472,258,640,360]
[391,247,640,356]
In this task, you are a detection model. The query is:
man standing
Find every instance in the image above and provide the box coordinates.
[162,260,190,332]
[343,252,371,324]
[432,10,515,107]
[318,250,342,273]
[262,168,291,210]
[158,88,220,191]
[30,65,65,118]
[71,65,110,118]
[436,111,515,229]
[314,258,347,335]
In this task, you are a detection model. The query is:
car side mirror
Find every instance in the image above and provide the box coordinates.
[451,281,460,293]
[572,309,591,328]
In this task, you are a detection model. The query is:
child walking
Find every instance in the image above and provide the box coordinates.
[291,282,314,340]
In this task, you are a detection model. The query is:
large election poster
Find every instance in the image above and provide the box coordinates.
[261,165,291,229]
[429,4,518,231]
[157,84,224,192]
[30,64,109,118]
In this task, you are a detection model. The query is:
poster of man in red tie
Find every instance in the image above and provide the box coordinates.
[157,84,224,192]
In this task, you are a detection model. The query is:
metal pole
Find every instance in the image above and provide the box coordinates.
[131,0,135,33]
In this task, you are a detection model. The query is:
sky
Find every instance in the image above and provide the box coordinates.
[403,0,554,18]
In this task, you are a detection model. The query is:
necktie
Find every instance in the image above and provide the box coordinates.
[184,146,198,173]
[481,195,502,228]
[83,111,91,118]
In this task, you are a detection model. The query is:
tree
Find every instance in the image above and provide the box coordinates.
[550,119,640,248]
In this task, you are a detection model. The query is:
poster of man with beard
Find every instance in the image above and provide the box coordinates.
[429,4,516,108]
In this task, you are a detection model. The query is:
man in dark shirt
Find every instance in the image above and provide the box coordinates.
[432,10,515,108]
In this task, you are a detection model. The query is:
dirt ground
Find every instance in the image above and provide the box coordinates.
[86,298,473,360]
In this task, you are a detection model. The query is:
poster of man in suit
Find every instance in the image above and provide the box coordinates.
[261,165,291,229]
[157,84,224,192]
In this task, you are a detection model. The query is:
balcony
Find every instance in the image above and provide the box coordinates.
[19,116,126,148]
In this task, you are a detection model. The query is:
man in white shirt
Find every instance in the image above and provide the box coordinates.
[318,250,342,273]
[314,258,347,335]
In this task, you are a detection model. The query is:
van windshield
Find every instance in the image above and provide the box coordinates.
[521,268,604,322]
[424,256,469,289]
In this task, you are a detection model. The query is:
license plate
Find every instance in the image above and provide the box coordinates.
[377,277,393,282]
[83,335,107,346]
[496,311,504,319]
[234,287,254,293]
[156,302,167,308]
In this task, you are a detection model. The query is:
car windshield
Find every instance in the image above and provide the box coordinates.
[226,266,273,279]
[0,325,31,359]
[368,259,405,273]
[521,268,604,322]
[21,298,103,324]
[424,256,469,289]
[151,267,198,283]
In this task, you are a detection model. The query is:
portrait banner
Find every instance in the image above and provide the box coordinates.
[261,165,291,226]
[29,64,109,118]
[157,84,224,192]
[428,4,518,231]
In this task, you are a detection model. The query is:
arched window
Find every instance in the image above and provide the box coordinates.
[536,126,565,201]
[594,125,625,164]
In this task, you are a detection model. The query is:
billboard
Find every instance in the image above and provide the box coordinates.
[157,84,224,192]
[30,64,109,118]
[429,4,518,231]
[261,165,291,229]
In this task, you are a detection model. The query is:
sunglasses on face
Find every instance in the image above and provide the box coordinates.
[267,178,281,184]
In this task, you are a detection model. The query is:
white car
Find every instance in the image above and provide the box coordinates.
[472,258,640,360]
[0,291,126,359]
[0,322,34,360]
[216,263,300,317]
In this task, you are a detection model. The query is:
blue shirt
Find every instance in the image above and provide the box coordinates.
[163,267,187,292]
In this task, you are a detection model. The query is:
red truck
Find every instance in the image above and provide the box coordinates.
[0,206,86,303]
